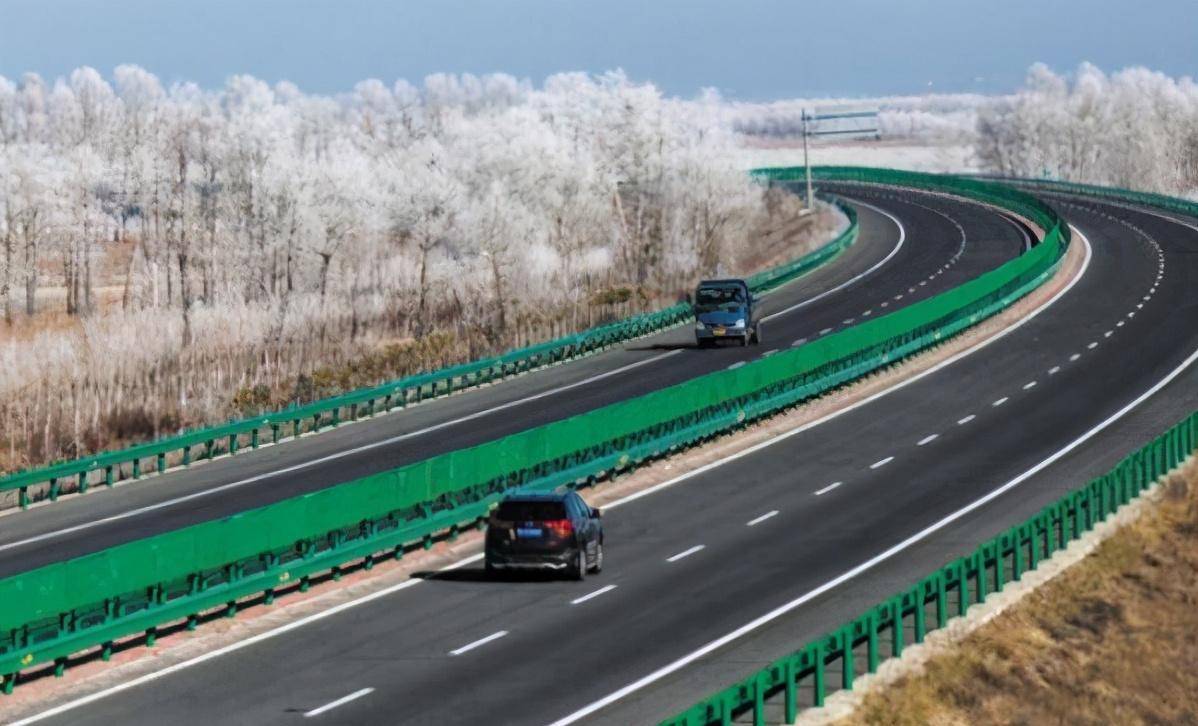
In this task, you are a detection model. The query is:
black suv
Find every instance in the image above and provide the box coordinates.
[485,491,603,579]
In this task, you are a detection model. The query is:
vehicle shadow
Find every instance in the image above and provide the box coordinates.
[623,342,699,352]
[412,567,563,583]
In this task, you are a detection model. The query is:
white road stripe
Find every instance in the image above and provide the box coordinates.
[1104,331,1113,337]
[1048,366,1061,375]
[727,361,746,370]
[11,227,1099,726]
[666,545,705,563]
[746,510,779,527]
[304,688,374,718]
[761,199,907,324]
[449,630,508,656]
[1070,353,1081,361]
[870,456,894,469]
[1088,342,1098,349]
[571,585,617,605]
[762,349,779,357]
[547,341,1198,726]
[957,414,976,425]
[791,338,807,347]
[814,482,843,496]
[1023,381,1037,390]
[843,318,855,325]
[992,397,1008,407]
[862,310,873,317]
[819,327,834,336]
[916,434,939,446]
[1117,321,1125,327]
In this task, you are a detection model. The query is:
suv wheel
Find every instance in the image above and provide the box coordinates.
[753,324,763,346]
[572,548,586,581]
[589,542,604,574]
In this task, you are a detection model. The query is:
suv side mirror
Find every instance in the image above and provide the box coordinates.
[591,507,602,519]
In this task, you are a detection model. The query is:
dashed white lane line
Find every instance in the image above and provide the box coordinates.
[1022,381,1037,390]
[820,327,834,336]
[992,397,1008,407]
[763,349,779,357]
[1087,342,1098,349]
[1136,303,1143,309]
[1104,331,1113,338]
[1117,321,1125,327]
[1049,366,1061,375]
[843,318,855,325]
[894,294,903,300]
[727,361,746,370]
[916,434,939,446]
[919,280,927,286]
[746,510,780,526]
[814,482,843,496]
[880,302,889,308]
[304,688,375,718]
[957,414,976,425]
[571,585,617,605]
[1128,312,1136,318]
[1070,353,1081,362]
[870,456,895,470]
[791,338,807,347]
[667,545,706,563]
[450,631,509,656]
[862,310,873,317]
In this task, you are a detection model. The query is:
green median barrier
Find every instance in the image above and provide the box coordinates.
[661,410,1198,726]
[0,199,859,512]
[0,169,1068,690]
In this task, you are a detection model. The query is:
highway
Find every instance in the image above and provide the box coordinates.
[0,185,1032,578]
[11,186,1196,726]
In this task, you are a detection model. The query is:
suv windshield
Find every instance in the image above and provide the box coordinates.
[695,285,746,313]
[496,500,567,521]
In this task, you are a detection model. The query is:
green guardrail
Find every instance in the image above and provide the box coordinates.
[982,175,1198,219]
[0,198,858,512]
[0,168,1066,692]
[662,409,1198,726]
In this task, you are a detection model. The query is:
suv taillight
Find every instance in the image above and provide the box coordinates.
[544,519,573,537]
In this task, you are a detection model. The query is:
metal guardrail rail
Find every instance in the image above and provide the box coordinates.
[0,199,858,511]
[0,168,1066,692]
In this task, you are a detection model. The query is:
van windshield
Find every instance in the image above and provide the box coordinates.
[695,285,746,313]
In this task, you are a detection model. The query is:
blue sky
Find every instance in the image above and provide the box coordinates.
[0,0,1192,99]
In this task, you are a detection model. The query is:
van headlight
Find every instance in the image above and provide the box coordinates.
[694,321,706,330]
[734,319,745,328]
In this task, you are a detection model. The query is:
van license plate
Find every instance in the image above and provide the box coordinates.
[516,527,543,539]
[713,327,725,336]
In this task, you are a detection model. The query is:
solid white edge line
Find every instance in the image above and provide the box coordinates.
[916,434,939,446]
[303,688,375,718]
[449,630,509,656]
[746,511,779,527]
[761,199,907,324]
[0,350,686,554]
[571,585,617,605]
[546,342,1198,726]
[12,226,1096,726]
[666,545,705,563]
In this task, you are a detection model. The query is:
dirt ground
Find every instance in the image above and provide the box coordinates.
[840,458,1198,726]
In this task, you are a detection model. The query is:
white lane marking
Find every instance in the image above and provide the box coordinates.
[820,327,834,336]
[992,397,1008,407]
[571,585,617,605]
[0,350,686,554]
[1087,342,1098,349]
[814,482,843,496]
[894,294,903,300]
[791,338,807,347]
[1136,303,1143,309]
[1128,312,1135,318]
[1049,366,1061,375]
[762,199,907,324]
[957,414,976,425]
[304,688,375,718]
[916,434,939,446]
[880,301,889,308]
[762,349,779,357]
[919,280,927,286]
[1023,381,1037,390]
[1117,321,1125,327]
[13,227,1097,726]
[1104,331,1113,337]
[547,342,1198,726]
[449,630,509,656]
[1070,353,1081,362]
[909,287,916,293]
[862,310,873,317]
[843,318,855,325]
[869,456,894,469]
[727,361,746,370]
[666,545,705,563]
[746,510,779,527]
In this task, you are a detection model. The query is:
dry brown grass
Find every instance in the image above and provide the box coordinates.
[842,459,1198,726]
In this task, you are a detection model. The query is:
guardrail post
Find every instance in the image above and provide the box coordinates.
[53,658,66,678]
[812,643,825,707]
[890,597,904,657]
[913,587,927,643]
[101,642,113,661]
[229,433,238,455]
[332,408,341,428]
[132,458,141,479]
[840,628,854,691]
[205,439,214,460]
[145,627,157,647]
[48,477,59,502]
[251,428,260,449]
[935,572,948,628]
[2,673,13,695]
[866,612,880,673]
[752,673,765,726]
[182,446,191,466]
[783,659,798,724]
[157,452,166,474]
[271,424,280,444]
[78,470,88,494]
[105,465,114,486]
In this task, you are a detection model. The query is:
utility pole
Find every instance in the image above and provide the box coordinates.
[802,109,814,211]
